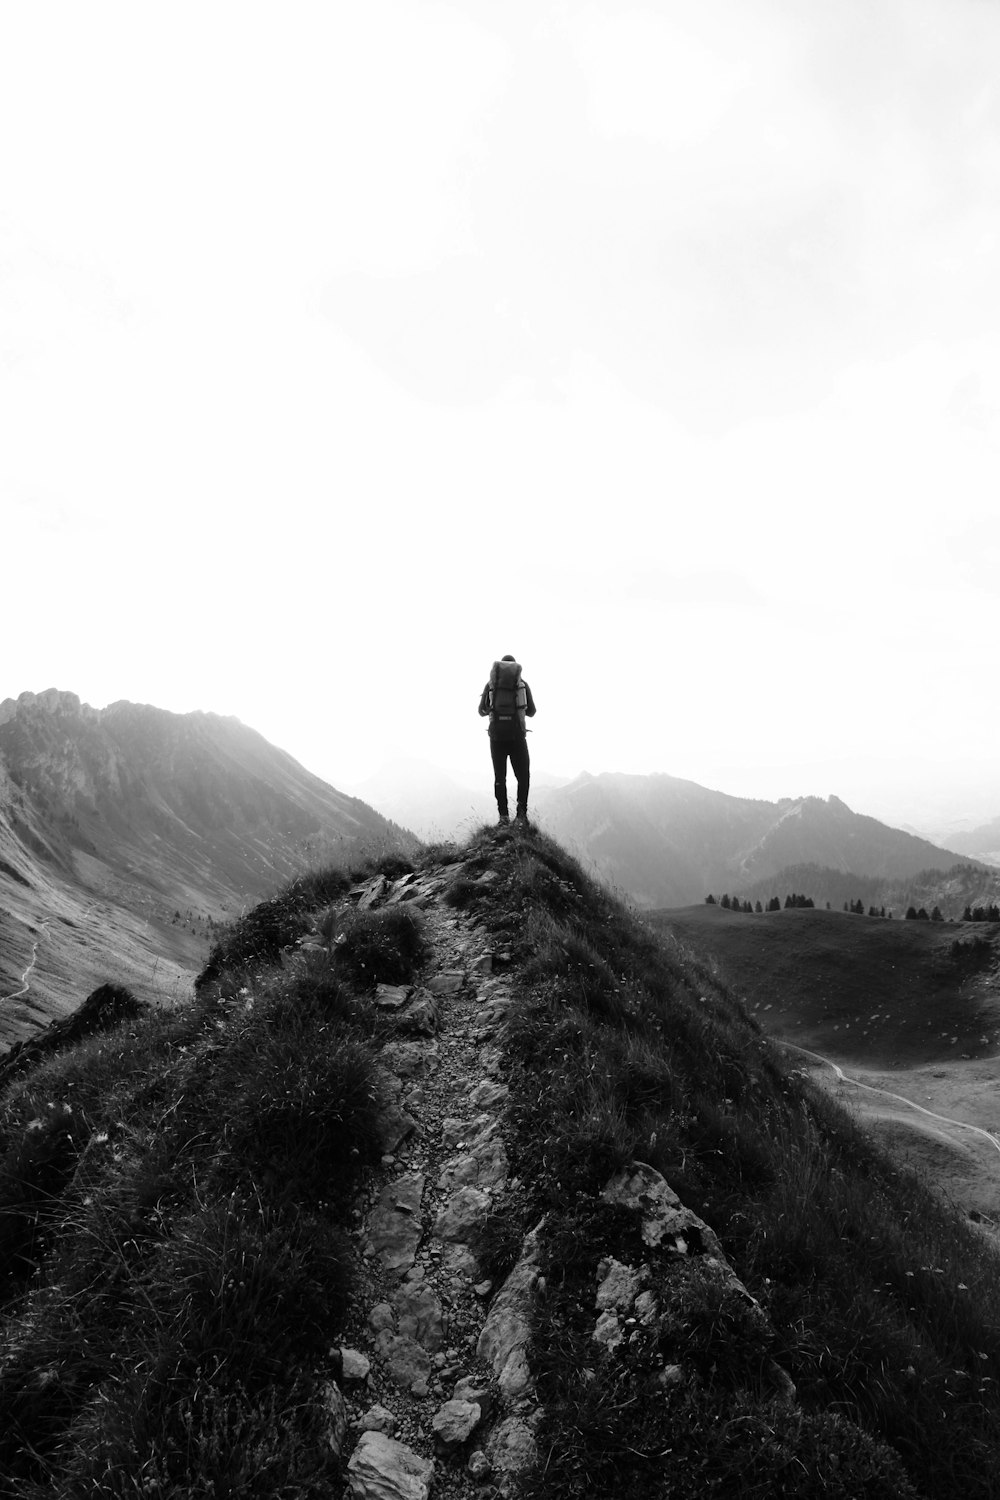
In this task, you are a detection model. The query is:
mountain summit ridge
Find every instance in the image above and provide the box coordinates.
[2,823,999,1495]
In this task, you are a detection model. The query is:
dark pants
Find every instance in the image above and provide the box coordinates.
[490,733,530,817]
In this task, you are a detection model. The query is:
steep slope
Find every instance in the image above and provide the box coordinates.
[653,902,1000,1066]
[0,690,416,1045]
[3,827,1000,1498]
[540,771,972,906]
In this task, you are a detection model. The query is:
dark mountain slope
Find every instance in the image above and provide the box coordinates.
[539,771,973,906]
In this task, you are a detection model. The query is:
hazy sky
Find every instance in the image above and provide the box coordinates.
[3,0,999,832]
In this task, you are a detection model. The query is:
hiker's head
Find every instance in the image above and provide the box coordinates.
[501,654,516,662]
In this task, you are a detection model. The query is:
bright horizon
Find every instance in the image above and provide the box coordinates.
[3,2,999,838]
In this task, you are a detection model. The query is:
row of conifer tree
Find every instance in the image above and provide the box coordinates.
[705,894,1000,922]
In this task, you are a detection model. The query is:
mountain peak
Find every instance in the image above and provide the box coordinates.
[0,688,94,725]
[0,694,417,1044]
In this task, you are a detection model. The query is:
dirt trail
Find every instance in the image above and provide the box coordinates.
[0,923,47,1006]
[780,1039,1000,1162]
[330,863,542,1500]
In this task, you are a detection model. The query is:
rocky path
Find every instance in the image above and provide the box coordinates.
[328,865,543,1500]
[0,922,46,1007]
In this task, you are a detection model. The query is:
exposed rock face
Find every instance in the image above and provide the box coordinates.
[476,1224,542,1402]
[601,1160,725,1255]
[596,1160,795,1405]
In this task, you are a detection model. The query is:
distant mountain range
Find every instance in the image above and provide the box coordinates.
[0,690,415,1045]
[348,759,496,842]
[347,757,570,842]
[940,815,1000,867]
[534,771,987,909]
[2,694,993,1044]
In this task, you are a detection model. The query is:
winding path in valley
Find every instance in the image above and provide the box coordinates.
[780,1039,1000,1162]
[1,923,47,1006]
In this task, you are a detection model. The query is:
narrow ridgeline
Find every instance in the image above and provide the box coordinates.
[2,825,1000,1498]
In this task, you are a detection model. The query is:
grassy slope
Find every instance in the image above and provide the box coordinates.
[652,904,1000,1066]
[2,830,1000,1496]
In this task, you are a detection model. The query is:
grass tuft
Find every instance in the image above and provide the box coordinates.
[331,904,427,990]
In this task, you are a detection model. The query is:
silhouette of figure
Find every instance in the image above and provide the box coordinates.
[478,655,536,826]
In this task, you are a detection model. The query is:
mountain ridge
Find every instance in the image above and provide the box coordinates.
[0,689,416,1045]
[2,824,1000,1496]
[536,769,982,907]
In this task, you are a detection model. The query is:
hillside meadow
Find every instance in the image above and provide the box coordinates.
[1,829,1000,1495]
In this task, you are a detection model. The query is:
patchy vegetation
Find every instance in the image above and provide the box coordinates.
[3,826,1000,1496]
[456,826,1000,1500]
[0,856,422,1495]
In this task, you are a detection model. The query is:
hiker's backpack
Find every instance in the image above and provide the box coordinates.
[488,659,527,736]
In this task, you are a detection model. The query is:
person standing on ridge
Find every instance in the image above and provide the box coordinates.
[478,655,536,827]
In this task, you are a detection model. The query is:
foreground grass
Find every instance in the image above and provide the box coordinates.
[0,854,425,1496]
[5,826,1000,1496]
[455,826,1000,1500]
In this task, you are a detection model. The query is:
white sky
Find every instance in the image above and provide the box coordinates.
[3,0,999,832]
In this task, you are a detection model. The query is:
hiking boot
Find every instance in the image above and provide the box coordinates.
[515,810,530,829]
[497,814,510,827]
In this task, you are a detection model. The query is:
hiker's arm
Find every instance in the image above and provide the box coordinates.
[524,683,537,717]
[478,685,491,717]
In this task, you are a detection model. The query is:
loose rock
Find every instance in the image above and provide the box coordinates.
[435,1187,491,1242]
[376,1332,433,1390]
[347,1432,434,1500]
[358,1404,398,1435]
[341,1347,372,1382]
[432,1398,482,1448]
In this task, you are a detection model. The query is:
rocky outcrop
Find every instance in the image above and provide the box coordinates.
[595,1160,796,1404]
